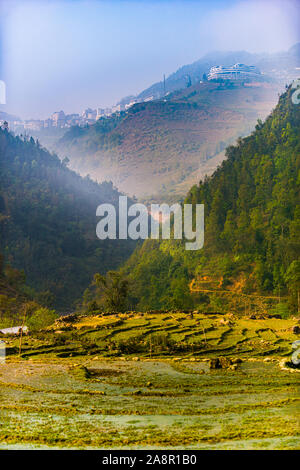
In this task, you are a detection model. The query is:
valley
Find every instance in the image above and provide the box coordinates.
[57,82,280,201]
[1,1,299,454]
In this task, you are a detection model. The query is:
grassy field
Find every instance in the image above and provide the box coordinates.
[0,312,299,449]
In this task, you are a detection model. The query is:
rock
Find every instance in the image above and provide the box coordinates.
[71,365,91,379]
[219,357,232,368]
[291,325,300,334]
[219,318,231,325]
[279,358,300,372]
[57,313,78,323]
[209,357,233,369]
[209,358,221,369]
[231,358,243,364]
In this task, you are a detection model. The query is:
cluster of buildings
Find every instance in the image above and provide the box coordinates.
[1,97,150,133]
[2,64,263,134]
[208,63,261,81]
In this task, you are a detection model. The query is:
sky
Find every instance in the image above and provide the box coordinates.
[0,0,299,119]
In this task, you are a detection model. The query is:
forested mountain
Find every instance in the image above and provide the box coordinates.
[0,129,136,309]
[57,82,279,201]
[121,86,300,314]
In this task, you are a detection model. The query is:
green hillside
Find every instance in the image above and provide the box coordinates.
[0,129,136,309]
[57,82,279,201]
[120,86,300,313]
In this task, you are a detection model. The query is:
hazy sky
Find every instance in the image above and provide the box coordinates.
[0,0,299,119]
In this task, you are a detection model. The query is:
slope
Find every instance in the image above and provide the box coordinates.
[58,81,280,201]
[133,44,300,103]
[121,86,300,313]
[0,129,136,309]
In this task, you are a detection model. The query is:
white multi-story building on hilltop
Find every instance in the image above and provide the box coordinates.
[208,63,261,81]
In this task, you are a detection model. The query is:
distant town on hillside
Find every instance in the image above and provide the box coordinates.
[0,58,294,133]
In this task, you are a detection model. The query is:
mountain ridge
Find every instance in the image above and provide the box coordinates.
[126,43,300,104]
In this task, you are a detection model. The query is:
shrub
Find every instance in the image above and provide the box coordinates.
[268,303,291,319]
[27,307,58,331]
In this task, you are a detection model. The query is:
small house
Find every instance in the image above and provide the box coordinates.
[0,326,28,336]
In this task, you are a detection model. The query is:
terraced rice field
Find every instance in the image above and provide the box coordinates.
[0,313,299,449]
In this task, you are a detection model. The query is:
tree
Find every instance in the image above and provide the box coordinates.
[284,261,300,312]
[27,307,57,332]
[93,271,129,312]
[185,75,192,88]
[0,253,4,276]
[62,156,70,167]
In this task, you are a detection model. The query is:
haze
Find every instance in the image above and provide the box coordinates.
[0,0,299,119]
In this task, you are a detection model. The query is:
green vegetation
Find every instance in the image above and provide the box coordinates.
[27,307,57,332]
[59,112,124,152]
[0,256,58,328]
[121,86,300,314]
[83,271,130,313]
[6,312,298,360]
[0,312,299,449]
[0,128,136,309]
[0,52,299,451]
